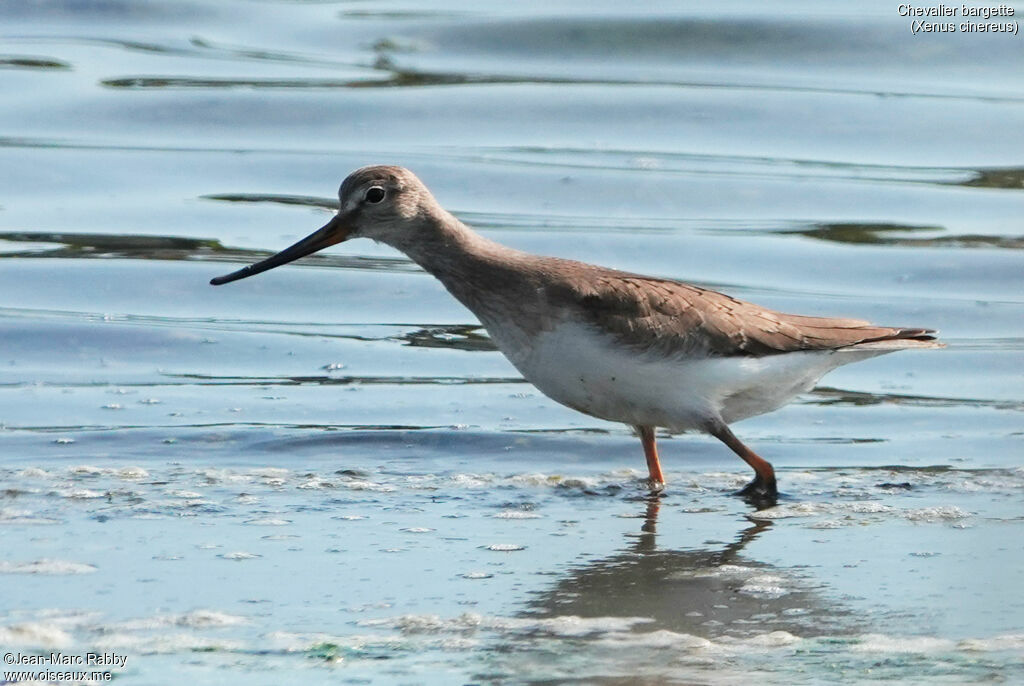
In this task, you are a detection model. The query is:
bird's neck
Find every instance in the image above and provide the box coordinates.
[390,209,536,321]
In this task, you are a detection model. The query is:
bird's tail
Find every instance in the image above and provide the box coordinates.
[842,328,945,351]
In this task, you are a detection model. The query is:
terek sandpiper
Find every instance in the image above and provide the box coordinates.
[211,166,941,500]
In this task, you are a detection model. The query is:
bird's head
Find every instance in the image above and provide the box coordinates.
[210,165,434,286]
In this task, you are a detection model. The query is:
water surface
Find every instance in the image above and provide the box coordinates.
[1,1,1022,684]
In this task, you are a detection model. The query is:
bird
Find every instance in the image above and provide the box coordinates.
[210,165,941,501]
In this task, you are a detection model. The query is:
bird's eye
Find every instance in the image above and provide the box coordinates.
[365,186,386,204]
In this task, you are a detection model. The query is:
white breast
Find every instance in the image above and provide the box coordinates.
[486,319,890,431]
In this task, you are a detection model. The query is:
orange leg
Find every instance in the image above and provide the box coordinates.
[637,425,665,488]
[706,420,777,499]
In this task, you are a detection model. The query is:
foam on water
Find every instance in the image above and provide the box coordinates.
[0,439,1019,684]
[244,517,292,526]
[0,507,61,525]
[492,510,543,519]
[114,610,249,631]
[358,612,653,637]
[0,560,98,575]
[0,622,74,648]
[0,590,1020,683]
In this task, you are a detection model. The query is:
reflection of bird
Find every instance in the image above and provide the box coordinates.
[523,500,862,639]
[211,166,941,500]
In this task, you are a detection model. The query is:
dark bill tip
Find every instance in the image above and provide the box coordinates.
[209,214,349,287]
[210,268,255,286]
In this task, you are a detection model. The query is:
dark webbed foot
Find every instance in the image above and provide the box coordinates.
[735,475,778,508]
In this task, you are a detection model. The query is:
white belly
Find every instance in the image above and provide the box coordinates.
[487,320,887,431]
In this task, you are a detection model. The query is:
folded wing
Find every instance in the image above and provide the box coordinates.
[551,269,937,358]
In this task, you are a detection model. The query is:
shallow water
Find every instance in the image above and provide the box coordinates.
[1,1,1023,684]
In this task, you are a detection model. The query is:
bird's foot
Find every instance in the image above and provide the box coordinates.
[735,476,778,509]
[645,478,666,496]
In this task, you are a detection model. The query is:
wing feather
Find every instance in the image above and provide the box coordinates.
[543,265,936,357]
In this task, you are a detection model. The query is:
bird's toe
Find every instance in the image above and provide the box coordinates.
[735,476,778,509]
[646,479,666,494]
